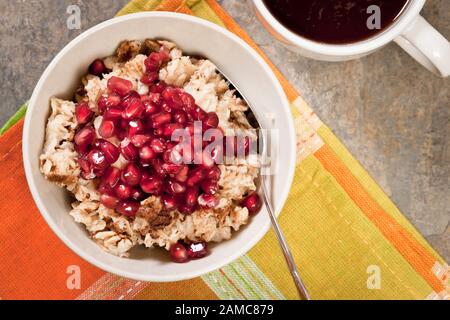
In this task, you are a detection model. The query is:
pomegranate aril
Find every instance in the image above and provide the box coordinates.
[120,140,139,161]
[150,138,166,153]
[116,200,139,217]
[114,182,132,200]
[163,163,183,175]
[180,91,196,110]
[99,120,116,138]
[178,204,196,215]
[152,159,167,177]
[89,59,107,77]
[139,145,156,162]
[78,157,92,173]
[162,194,179,211]
[141,72,158,85]
[153,126,164,137]
[122,98,144,120]
[186,167,205,187]
[173,111,187,125]
[147,93,162,105]
[87,150,108,170]
[131,134,151,148]
[192,106,207,121]
[75,101,93,125]
[166,180,186,195]
[143,101,159,115]
[98,94,121,114]
[99,140,120,163]
[195,150,215,168]
[242,193,262,215]
[122,163,142,186]
[103,108,122,121]
[162,87,183,110]
[102,166,121,188]
[169,243,189,263]
[163,123,183,138]
[205,166,221,181]
[204,112,219,128]
[107,76,133,97]
[140,175,163,194]
[175,165,189,183]
[74,126,95,149]
[100,192,119,209]
[150,81,166,94]
[127,119,145,137]
[198,194,219,209]
[185,186,199,207]
[151,112,171,127]
[187,242,208,259]
[144,52,164,73]
[131,187,146,201]
[98,181,112,194]
[201,179,218,195]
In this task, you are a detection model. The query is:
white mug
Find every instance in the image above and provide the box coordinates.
[250,0,450,77]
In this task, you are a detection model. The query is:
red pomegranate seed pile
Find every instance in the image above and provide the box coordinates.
[74,52,262,261]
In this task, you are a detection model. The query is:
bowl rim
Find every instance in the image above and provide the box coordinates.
[22,11,297,282]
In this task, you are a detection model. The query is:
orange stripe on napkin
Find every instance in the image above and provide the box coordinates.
[315,145,445,293]
[0,119,105,300]
[155,0,193,15]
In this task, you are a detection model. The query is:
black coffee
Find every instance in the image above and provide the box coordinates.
[262,0,410,44]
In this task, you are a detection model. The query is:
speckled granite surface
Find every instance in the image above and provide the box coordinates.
[0,0,448,261]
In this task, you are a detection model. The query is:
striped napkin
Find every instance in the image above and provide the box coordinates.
[0,0,448,300]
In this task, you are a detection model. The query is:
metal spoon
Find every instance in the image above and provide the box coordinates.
[213,65,311,300]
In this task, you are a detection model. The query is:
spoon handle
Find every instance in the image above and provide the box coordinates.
[261,177,311,300]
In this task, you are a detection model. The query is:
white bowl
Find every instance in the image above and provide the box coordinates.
[23,12,296,282]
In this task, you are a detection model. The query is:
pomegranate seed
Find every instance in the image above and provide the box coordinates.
[153,126,164,137]
[185,186,199,207]
[151,112,171,127]
[169,243,189,263]
[139,144,156,162]
[75,101,93,125]
[130,187,146,201]
[163,123,183,138]
[147,93,162,105]
[98,94,121,114]
[152,159,167,177]
[144,52,164,73]
[74,126,95,150]
[88,59,107,77]
[241,193,262,215]
[140,175,163,194]
[103,108,122,121]
[100,191,119,209]
[166,180,186,195]
[141,72,158,85]
[99,120,116,138]
[175,165,189,183]
[122,163,142,186]
[163,163,183,175]
[120,139,139,161]
[173,111,187,125]
[186,167,205,187]
[102,166,121,188]
[204,166,221,181]
[114,182,132,200]
[122,97,144,119]
[198,194,219,208]
[192,106,207,121]
[162,87,183,110]
[121,91,140,108]
[116,200,139,217]
[78,157,92,173]
[98,140,120,163]
[127,119,145,137]
[143,101,159,115]
[201,179,218,195]
[178,204,196,215]
[87,150,108,170]
[107,76,133,97]
[150,138,166,153]
[187,242,208,259]
[180,92,196,110]
[195,150,215,168]
[204,112,219,128]
[131,134,151,148]
[150,81,166,94]
[162,194,179,210]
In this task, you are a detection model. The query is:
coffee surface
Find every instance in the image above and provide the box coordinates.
[263,0,409,44]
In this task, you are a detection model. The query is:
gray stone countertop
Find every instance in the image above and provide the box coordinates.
[0,0,448,261]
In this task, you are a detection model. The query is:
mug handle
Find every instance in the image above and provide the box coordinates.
[394,15,450,77]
